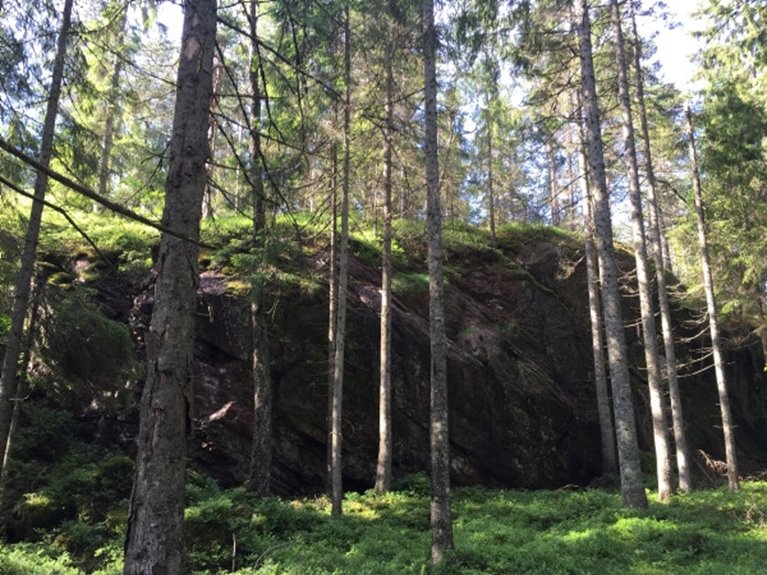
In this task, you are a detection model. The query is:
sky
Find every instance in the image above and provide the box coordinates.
[158,1,706,92]
[648,1,706,92]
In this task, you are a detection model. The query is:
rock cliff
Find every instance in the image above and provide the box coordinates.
[107,225,767,493]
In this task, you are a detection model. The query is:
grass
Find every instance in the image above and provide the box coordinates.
[2,477,766,574]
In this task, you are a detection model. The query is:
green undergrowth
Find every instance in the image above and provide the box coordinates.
[39,212,160,280]
[392,271,430,296]
[198,215,571,300]
[2,473,766,575]
[29,210,588,300]
[496,222,574,248]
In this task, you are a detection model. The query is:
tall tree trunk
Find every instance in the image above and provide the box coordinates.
[755,287,767,370]
[247,298,271,494]
[249,0,266,234]
[658,206,672,274]
[375,0,396,496]
[123,1,217,572]
[578,111,617,476]
[574,0,647,509]
[245,0,271,497]
[202,57,222,219]
[486,94,497,243]
[610,0,673,502]
[566,90,578,228]
[585,208,618,476]
[548,138,560,226]
[0,0,73,474]
[685,107,740,492]
[330,8,352,517]
[326,107,338,493]
[399,163,409,219]
[0,277,41,511]
[423,0,454,563]
[629,4,691,493]
[95,6,127,206]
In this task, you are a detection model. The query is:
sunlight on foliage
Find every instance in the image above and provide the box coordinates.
[4,479,767,574]
[391,271,429,296]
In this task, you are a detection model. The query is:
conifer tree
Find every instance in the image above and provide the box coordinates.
[329,5,352,517]
[610,0,672,501]
[0,0,74,481]
[423,0,454,561]
[685,107,740,492]
[577,100,617,476]
[375,0,398,496]
[629,2,691,493]
[246,0,272,497]
[574,0,647,509]
[123,0,217,570]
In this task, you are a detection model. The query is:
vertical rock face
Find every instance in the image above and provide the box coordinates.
[127,233,766,495]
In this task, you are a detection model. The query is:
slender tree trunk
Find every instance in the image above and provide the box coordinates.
[610,0,673,502]
[629,4,691,493]
[575,0,647,509]
[566,91,578,228]
[658,206,672,274]
[202,57,222,219]
[399,163,408,219]
[585,211,618,476]
[423,0,454,562]
[548,138,560,226]
[95,7,127,206]
[685,107,739,492]
[326,107,338,493]
[578,112,617,476]
[247,298,271,494]
[755,288,767,370]
[0,277,41,511]
[486,95,497,243]
[488,130,496,241]
[330,8,352,517]
[375,1,396,496]
[123,1,216,572]
[0,0,73,473]
[249,0,266,233]
[245,0,271,497]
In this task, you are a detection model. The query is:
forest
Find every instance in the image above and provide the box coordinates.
[0,0,766,573]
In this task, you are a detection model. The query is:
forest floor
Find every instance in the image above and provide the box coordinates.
[2,473,766,574]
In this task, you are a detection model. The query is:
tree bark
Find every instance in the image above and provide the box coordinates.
[585,211,618,476]
[202,57,222,219]
[0,0,73,475]
[565,90,578,228]
[685,107,740,492]
[629,3,691,493]
[123,1,217,572]
[95,6,127,206]
[423,0,454,562]
[578,110,617,476]
[375,0,396,496]
[330,7,352,517]
[548,138,560,226]
[245,0,272,497]
[247,293,271,495]
[486,93,497,243]
[326,106,338,494]
[610,0,673,502]
[248,0,266,233]
[574,0,647,509]
[0,277,41,511]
